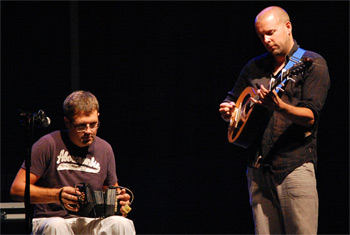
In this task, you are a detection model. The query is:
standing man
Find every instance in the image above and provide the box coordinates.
[11,90,136,234]
[219,6,330,234]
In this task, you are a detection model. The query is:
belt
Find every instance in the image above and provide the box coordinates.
[252,155,272,173]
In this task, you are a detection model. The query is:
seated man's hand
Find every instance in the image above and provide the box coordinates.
[117,188,131,217]
[58,186,82,212]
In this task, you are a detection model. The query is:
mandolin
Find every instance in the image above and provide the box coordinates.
[227,57,313,148]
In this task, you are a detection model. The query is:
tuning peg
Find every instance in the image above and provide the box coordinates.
[287,77,296,83]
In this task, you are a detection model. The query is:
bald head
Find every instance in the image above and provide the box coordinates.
[255,6,290,26]
[254,6,294,60]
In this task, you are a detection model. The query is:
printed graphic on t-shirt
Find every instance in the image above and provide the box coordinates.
[56,149,101,173]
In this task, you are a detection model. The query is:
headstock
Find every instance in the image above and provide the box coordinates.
[288,57,313,76]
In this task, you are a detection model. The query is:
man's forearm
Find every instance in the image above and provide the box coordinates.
[11,183,60,204]
[278,102,314,127]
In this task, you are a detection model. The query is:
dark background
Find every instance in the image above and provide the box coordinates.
[1,1,348,234]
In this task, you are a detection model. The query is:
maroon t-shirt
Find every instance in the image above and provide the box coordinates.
[22,130,118,218]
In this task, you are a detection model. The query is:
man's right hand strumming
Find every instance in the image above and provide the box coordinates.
[219,101,236,122]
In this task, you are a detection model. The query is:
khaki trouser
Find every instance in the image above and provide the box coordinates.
[32,215,135,235]
[247,162,319,234]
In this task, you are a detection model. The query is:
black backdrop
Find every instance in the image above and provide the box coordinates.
[1,1,349,234]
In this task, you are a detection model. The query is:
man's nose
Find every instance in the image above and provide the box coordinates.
[264,35,271,44]
[84,124,94,133]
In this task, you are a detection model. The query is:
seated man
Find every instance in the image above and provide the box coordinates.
[11,90,136,234]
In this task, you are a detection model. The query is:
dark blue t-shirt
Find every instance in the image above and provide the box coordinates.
[22,130,118,218]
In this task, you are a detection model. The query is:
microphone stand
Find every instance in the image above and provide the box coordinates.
[21,112,34,233]
[19,110,50,233]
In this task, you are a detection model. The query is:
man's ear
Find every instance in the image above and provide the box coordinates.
[64,117,70,128]
[286,21,292,34]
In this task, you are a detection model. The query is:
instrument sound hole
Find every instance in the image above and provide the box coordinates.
[242,94,252,115]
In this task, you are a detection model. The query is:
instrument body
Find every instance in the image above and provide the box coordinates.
[227,58,313,148]
[228,86,258,148]
[61,183,134,218]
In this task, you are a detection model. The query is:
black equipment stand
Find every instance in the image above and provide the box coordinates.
[19,110,50,234]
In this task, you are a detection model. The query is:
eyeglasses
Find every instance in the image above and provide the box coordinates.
[70,121,100,132]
